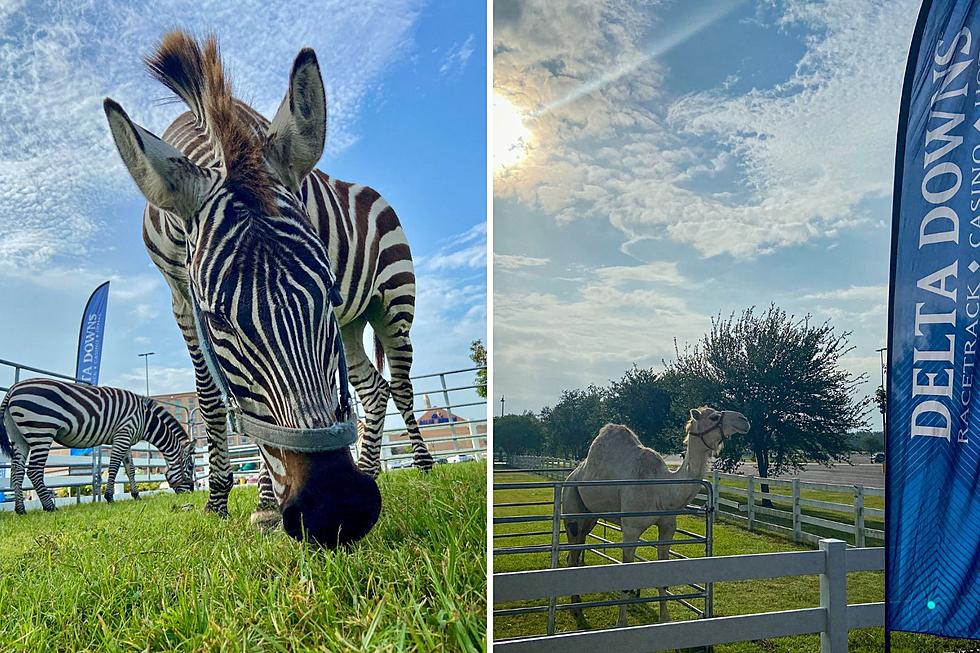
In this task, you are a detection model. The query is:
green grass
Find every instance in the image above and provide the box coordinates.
[493,471,972,653]
[0,461,487,652]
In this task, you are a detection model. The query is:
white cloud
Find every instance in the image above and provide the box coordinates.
[440,34,476,75]
[495,253,550,270]
[0,0,423,268]
[417,222,487,272]
[803,285,887,302]
[109,365,196,396]
[494,0,918,259]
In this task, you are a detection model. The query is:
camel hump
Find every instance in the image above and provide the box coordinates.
[589,423,642,455]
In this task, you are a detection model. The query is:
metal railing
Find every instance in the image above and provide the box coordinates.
[1,360,487,505]
[493,538,883,653]
[494,466,714,637]
[502,455,884,547]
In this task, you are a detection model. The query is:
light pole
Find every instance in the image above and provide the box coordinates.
[138,352,155,396]
[499,395,505,418]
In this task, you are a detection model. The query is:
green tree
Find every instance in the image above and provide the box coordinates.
[540,386,607,459]
[470,339,487,398]
[493,412,547,455]
[666,305,870,503]
[603,365,677,453]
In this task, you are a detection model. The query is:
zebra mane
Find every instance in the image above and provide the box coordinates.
[144,30,276,215]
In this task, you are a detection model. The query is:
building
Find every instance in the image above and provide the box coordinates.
[384,394,487,462]
[151,390,249,448]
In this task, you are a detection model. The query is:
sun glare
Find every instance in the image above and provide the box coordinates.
[494,93,530,172]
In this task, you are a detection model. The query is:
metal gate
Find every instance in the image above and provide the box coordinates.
[494,464,715,637]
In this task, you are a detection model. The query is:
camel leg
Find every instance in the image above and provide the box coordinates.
[565,517,597,625]
[657,519,677,622]
[618,523,644,628]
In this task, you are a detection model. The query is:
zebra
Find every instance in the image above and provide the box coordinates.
[135,55,436,487]
[103,31,404,546]
[0,379,194,514]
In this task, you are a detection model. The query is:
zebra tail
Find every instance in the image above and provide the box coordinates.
[0,391,12,459]
[374,333,386,375]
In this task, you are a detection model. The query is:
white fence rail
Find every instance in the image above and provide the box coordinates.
[494,538,883,653]
[1,360,487,509]
[502,456,883,546]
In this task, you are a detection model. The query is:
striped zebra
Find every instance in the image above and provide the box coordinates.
[0,379,194,514]
[103,31,411,546]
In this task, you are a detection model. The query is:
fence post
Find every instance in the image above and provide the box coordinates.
[439,373,459,455]
[747,475,755,531]
[819,538,847,653]
[547,482,562,636]
[854,485,865,548]
[712,470,720,513]
[792,478,801,544]
[91,447,101,502]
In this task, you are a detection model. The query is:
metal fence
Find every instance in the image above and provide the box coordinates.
[494,464,714,637]
[494,538,883,653]
[504,455,884,547]
[0,359,487,508]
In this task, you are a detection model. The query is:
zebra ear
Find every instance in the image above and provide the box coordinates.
[265,48,326,190]
[103,98,215,219]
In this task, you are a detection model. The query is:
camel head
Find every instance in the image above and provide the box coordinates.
[685,406,751,454]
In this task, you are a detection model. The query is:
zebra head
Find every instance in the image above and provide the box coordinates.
[145,401,195,494]
[104,32,381,547]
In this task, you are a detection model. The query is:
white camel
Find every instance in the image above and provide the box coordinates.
[562,406,751,627]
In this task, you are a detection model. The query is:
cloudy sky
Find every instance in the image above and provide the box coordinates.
[493,0,912,414]
[0,1,486,410]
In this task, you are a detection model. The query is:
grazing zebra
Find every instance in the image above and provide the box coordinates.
[103,31,400,546]
[134,49,434,485]
[0,379,194,514]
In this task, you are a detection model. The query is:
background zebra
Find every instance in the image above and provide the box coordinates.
[0,379,194,513]
[103,31,387,545]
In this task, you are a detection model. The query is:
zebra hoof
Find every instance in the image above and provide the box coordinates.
[104,493,114,504]
[14,505,25,516]
[204,503,230,519]
[415,459,434,473]
[250,509,282,533]
[131,494,140,501]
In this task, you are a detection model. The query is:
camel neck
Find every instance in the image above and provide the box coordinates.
[673,435,712,482]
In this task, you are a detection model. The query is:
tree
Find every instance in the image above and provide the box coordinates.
[540,386,607,459]
[603,365,677,453]
[494,412,547,455]
[470,339,487,398]
[666,305,870,504]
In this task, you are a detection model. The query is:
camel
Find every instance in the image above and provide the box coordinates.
[562,406,750,627]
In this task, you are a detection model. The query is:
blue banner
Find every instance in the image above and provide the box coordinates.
[71,281,110,456]
[888,0,980,640]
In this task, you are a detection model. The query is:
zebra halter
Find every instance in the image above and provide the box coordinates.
[189,282,358,454]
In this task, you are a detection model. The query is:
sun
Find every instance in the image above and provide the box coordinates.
[494,93,530,172]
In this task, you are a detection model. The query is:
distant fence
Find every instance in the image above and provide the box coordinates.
[500,455,883,547]
[1,360,486,509]
[494,538,883,653]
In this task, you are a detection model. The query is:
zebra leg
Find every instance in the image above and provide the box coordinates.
[104,435,133,503]
[23,443,56,512]
[375,327,433,472]
[342,319,389,478]
[124,452,139,499]
[11,450,26,515]
[249,464,282,532]
[166,280,233,517]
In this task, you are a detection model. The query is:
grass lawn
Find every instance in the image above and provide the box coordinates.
[0,461,487,652]
[493,471,972,653]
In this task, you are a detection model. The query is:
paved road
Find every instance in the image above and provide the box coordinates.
[663,455,885,488]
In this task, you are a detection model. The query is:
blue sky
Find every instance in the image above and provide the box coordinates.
[494,0,912,415]
[0,1,486,405]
